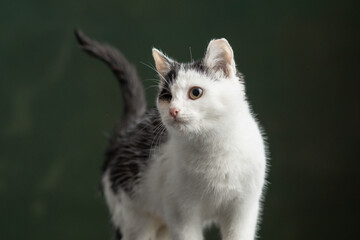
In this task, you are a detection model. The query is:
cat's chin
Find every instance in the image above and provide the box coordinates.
[168,119,188,128]
[166,119,193,133]
[167,123,206,139]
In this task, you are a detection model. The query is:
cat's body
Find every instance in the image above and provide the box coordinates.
[76,30,267,240]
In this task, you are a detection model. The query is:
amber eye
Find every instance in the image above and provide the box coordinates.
[189,87,203,100]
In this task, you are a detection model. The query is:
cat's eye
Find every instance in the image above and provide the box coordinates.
[189,87,203,100]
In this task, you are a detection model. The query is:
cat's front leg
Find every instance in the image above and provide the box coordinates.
[168,223,203,240]
[219,195,261,240]
[165,204,203,240]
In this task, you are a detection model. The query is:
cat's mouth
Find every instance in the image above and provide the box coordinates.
[169,117,189,127]
[174,118,187,123]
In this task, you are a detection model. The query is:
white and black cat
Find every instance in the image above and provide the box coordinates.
[76,30,267,240]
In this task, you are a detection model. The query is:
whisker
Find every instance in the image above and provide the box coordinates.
[143,78,160,84]
[145,85,160,90]
[156,127,166,149]
[150,124,166,152]
[140,61,169,85]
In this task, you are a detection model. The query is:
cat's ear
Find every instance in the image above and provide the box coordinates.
[152,48,174,77]
[204,38,236,77]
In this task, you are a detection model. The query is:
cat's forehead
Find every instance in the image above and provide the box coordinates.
[177,68,211,85]
[165,61,212,86]
[183,60,208,73]
[158,61,217,101]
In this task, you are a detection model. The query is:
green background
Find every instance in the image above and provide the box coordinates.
[1,0,359,239]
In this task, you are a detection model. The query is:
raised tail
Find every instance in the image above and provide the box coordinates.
[75,30,146,128]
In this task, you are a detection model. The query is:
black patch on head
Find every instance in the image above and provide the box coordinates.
[157,60,210,102]
[158,64,180,101]
[166,69,177,82]
[158,87,172,101]
[186,60,208,73]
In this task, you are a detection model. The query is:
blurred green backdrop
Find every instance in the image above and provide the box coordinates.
[1,0,359,239]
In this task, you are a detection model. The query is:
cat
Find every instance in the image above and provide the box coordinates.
[75,30,267,240]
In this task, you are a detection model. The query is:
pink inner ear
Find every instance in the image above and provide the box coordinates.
[204,39,235,77]
[152,48,172,77]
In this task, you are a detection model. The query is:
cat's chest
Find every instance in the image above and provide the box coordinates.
[159,137,263,197]
[173,152,248,215]
[173,146,250,192]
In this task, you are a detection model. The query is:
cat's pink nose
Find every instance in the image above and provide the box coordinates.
[169,108,180,118]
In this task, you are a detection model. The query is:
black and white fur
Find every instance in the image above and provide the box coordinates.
[76,30,267,240]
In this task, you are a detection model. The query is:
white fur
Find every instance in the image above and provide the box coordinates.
[106,40,267,240]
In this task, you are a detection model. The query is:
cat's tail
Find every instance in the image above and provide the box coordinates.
[75,29,146,126]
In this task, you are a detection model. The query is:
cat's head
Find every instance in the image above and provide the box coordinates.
[153,39,245,136]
